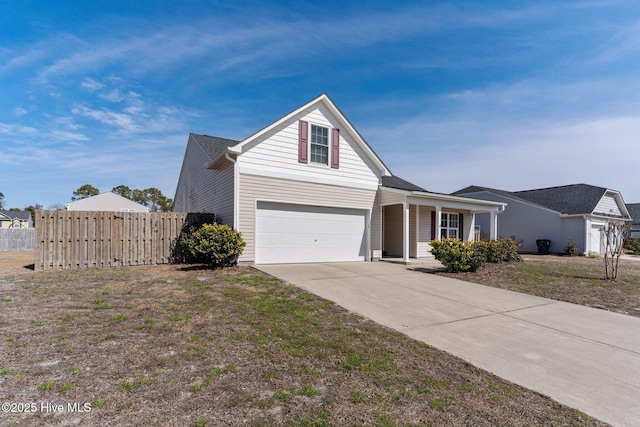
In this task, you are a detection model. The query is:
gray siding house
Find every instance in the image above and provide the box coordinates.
[454,184,631,255]
[173,94,506,265]
[0,211,33,228]
[627,203,640,238]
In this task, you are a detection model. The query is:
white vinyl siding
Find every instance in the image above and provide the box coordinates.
[238,105,379,190]
[594,192,623,217]
[418,208,433,257]
[172,136,234,226]
[238,173,378,263]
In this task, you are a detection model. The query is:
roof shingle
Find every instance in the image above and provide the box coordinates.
[455,183,611,215]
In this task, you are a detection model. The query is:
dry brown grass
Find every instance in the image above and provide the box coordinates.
[438,255,640,317]
[0,252,607,426]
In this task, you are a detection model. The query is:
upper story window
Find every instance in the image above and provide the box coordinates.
[310,124,328,165]
[298,120,339,168]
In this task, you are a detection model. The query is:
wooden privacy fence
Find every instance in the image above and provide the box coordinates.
[0,228,36,251]
[35,211,215,271]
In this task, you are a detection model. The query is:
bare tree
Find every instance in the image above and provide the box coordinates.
[602,220,631,281]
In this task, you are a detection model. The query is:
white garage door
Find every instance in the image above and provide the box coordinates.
[255,202,367,264]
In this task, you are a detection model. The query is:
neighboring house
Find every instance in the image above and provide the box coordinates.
[0,211,33,228]
[627,203,640,238]
[453,184,631,255]
[173,94,506,264]
[65,192,151,212]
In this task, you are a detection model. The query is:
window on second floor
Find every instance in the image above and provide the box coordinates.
[310,124,329,165]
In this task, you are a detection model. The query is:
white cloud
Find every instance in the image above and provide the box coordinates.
[81,78,104,92]
[383,113,640,202]
[72,105,140,132]
[14,107,27,116]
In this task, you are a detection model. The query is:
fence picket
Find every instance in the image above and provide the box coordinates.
[0,228,36,251]
[34,211,215,270]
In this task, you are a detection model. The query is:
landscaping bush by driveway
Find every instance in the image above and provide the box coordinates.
[0,253,607,426]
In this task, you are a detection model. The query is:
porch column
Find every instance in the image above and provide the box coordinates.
[471,213,477,241]
[489,211,497,240]
[415,205,420,258]
[403,201,410,264]
[435,206,442,241]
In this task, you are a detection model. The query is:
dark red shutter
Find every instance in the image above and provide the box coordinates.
[331,128,340,169]
[458,213,464,240]
[431,211,436,240]
[298,120,308,164]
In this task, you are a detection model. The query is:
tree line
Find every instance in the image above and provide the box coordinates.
[0,185,173,226]
[72,184,173,212]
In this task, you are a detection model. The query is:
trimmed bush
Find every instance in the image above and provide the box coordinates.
[431,238,521,273]
[179,223,245,268]
[494,238,522,262]
[430,239,483,273]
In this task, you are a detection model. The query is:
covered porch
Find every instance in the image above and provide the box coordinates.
[380,187,506,264]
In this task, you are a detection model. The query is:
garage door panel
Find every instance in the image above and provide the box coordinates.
[256,202,366,264]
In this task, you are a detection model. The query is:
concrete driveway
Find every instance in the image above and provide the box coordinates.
[257,261,640,427]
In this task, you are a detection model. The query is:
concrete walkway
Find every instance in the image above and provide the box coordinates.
[257,261,640,427]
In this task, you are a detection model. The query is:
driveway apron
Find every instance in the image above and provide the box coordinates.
[257,261,640,427]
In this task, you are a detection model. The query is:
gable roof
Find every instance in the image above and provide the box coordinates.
[0,210,32,221]
[455,184,625,216]
[65,192,151,212]
[513,184,608,215]
[219,93,391,176]
[627,203,640,222]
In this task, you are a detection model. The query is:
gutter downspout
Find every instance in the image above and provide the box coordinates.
[225,151,239,230]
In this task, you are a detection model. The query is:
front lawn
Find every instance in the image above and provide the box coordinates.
[0,256,606,426]
[438,255,640,317]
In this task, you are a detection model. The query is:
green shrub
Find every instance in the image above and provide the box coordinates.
[494,238,522,262]
[430,239,483,273]
[469,239,521,264]
[179,223,245,268]
[473,241,501,263]
[431,238,521,273]
[624,238,640,255]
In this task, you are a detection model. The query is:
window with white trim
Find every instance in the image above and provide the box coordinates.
[440,213,459,239]
[310,124,328,165]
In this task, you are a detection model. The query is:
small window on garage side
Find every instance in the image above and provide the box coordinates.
[440,213,459,239]
[310,124,329,165]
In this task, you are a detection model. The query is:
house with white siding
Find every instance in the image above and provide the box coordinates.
[173,94,506,265]
[65,192,151,212]
[453,184,631,255]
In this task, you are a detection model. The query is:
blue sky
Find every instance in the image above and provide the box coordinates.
[1,1,639,209]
